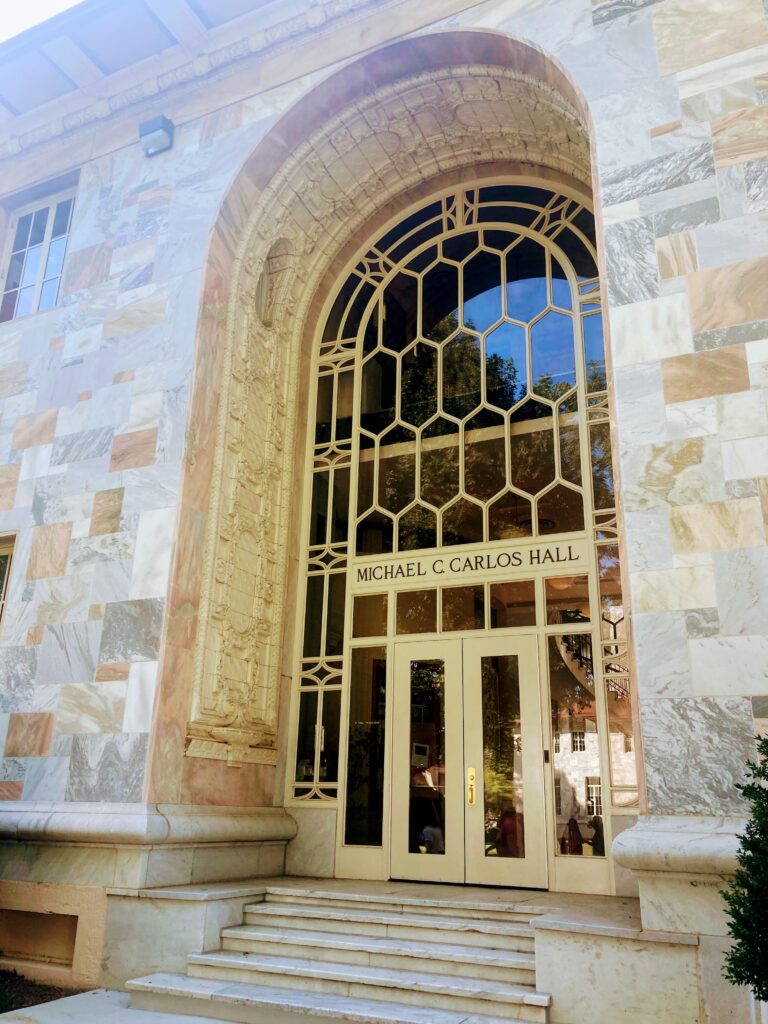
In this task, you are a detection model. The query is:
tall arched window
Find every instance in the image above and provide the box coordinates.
[289,183,635,881]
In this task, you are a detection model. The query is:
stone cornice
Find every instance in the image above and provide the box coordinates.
[612,814,746,876]
[0,802,297,845]
[0,0,485,170]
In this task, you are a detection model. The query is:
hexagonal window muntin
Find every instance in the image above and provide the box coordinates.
[337,195,598,553]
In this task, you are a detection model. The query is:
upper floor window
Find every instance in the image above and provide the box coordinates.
[0,537,14,626]
[1,193,74,323]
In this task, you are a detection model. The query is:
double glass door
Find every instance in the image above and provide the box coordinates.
[391,635,547,887]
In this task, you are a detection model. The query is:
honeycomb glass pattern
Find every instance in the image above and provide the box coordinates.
[352,187,600,553]
[292,184,613,804]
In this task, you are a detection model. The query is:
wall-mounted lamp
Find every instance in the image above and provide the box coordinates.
[139,115,174,157]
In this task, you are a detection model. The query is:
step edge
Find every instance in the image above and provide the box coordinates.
[263,888,547,916]
[220,927,536,964]
[186,951,551,1005]
[243,904,535,931]
[127,973,540,1024]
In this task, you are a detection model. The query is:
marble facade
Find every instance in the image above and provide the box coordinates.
[0,0,766,1020]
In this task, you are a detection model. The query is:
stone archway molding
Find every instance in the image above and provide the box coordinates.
[148,30,593,800]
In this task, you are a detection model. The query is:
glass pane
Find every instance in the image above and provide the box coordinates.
[442,585,484,631]
[606,676,637,791]
[422,261,459,341]
[505,237,548,322]
[420,427,459,508]
[509,404,555,495]
[441,497,483,547]
[330,466,350,544]
[463,249,502,333]
[537,484,584,535]
[490,579,536,627]
[583,314,606,392]
[442,332,481,419]
[381,272,418,353]
[559,418,582,486]
[531,311,575,399]
[16,287,35,318]
[482,655,525,858]
[309,472,329,546]
[464,412,506,502]
[401,342,437,427]
[408,659,446,854]
[320,689,341,783]
[325,572,346,656]
[38,278,60,312]
[335,370,354,440]
[12,213,32,252]
[396,589,436,634]
[6,252,24,291]
[398,504,437,551]
[357,438,374,513]
[598,544,624,640]
[485,321,526,409]
[590,422,614,510]
[353,594,388,637]
[548,635,604,857]
[545,575,590,625]
[29,207,48,247]
[551,257,572,310]
[21,246,42,288]
[379,446,415,515]
[344,647,387,845]
[361,351,397,434]
[356,508,393,555]
[302,576,324,657]
[295,691,318,782]
[52,198,72,238]
[315,376,333,443]
[0,290,17,323]
[44,236,66,280]
[488,491,532,540]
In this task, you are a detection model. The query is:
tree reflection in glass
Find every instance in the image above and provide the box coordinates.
[482,655,525,858]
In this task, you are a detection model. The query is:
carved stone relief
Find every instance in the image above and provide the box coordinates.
[185,65,590,765]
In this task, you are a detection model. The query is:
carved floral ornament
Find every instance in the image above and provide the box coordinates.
[185,64,591,766]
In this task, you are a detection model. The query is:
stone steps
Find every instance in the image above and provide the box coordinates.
[126,884,551,1023]
[243,901,536,952]
[128,972,544,1024]
[221,923,536,983]
[184,950,547,1021]
[261,886,541,922]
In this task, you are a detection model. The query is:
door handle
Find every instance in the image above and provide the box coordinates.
[467,767,476,806]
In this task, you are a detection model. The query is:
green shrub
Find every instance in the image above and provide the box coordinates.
[722,736,768,1002]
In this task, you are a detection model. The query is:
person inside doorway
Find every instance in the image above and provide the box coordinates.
[585,815,605,856]
[494,807,525,858]
[560,816,584,855]
[409,759,445,855]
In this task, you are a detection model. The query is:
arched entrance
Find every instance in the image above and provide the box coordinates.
[155,28,640,898]
[288,179,637,895]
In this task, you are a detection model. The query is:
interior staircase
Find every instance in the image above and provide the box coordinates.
[127,882,553,1023]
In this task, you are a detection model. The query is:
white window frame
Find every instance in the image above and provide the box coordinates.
[1,188,76,323]
[0,536,15,627]
[586,775,603,816]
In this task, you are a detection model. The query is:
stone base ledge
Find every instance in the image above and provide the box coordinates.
[0,802,297,846]
[612,814,745,876]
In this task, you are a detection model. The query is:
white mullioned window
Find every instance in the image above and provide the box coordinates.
[1,192,75,323]
[0,537,14,626]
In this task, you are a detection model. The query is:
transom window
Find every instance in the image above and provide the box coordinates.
[1,194,74,323]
